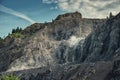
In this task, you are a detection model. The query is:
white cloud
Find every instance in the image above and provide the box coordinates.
[50,6,58,10]
[42,0,120,18]
[0,4,35,23]
[42,0,58,4]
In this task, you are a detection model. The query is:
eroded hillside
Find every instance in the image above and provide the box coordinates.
[0,12,105,72]
[1,12,120,80]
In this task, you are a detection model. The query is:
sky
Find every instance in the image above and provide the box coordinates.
[0,0,120,38]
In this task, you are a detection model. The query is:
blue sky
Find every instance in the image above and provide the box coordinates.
[0,0,66,38]
[0,0,120,38]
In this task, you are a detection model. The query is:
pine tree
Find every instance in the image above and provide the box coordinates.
[0,37,2,40]
[0,37,3,44]
[109,12,113,18]
[16,27,20,33]
[19,27,22,32]
[12,27,22,33]
[12,29,16,33]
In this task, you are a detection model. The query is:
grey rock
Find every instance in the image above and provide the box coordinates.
[0,12,120,80]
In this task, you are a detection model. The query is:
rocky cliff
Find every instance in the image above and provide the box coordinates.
[0,12,120,80]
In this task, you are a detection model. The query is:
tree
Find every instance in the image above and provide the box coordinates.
[0,37,3,47]
[12,27,22,34]
[106,16,108,19]
[0,37,2,40]
[12,29,16,33]
[16,27,20,33]
[109,12,113,18]
[0,37,3,42]
[19,27,22,32]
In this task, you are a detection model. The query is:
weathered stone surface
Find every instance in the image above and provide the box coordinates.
[0,61,113,80]
[0,12,120,80]
[0,12,105,72]
[80,13,120,62]
[55,11,82,21]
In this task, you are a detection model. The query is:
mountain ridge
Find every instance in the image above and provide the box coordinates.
[0,12,120,80]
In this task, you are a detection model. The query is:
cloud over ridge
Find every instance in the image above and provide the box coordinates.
[42,0,120,18]
[0,4,35,24]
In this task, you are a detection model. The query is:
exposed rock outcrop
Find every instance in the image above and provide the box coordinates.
[55,11,82,21]
[0,61,113,80]
[0,12,120,80]
[80,13,120,62]
[0,12,105,72]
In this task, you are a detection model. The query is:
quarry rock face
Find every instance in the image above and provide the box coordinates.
[0,12,105,71]
[0,12,120,80]
[81,13,120,62]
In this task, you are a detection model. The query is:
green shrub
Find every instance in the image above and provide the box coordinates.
[9,27,24,38]
[0,74,20,80]
[9,33,24,38]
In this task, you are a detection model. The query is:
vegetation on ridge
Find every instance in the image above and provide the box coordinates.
[12,27,22,34]
[0,74,20,80]
[8,27,24,38]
